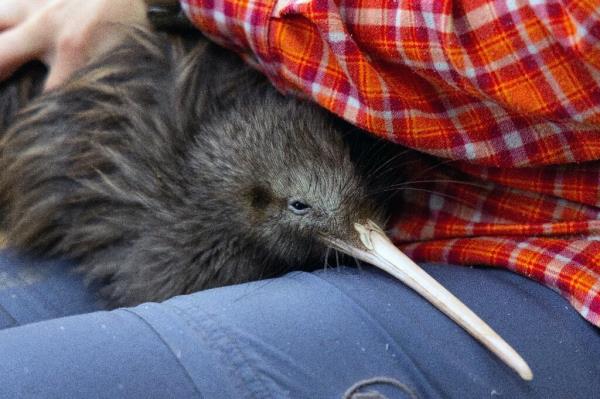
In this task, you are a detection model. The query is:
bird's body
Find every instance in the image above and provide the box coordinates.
[0,29,408,307]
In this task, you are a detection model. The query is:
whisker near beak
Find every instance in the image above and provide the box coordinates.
[322,220,533,381]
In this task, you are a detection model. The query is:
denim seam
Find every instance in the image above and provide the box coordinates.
[121,308,205,399]
[169,302,275,399]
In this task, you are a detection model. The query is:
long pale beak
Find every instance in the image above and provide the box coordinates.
[324,220,533,381]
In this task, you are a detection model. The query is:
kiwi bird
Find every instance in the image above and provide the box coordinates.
[0,29,406,307]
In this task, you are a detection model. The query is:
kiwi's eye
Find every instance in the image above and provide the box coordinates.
[288,199,311,215]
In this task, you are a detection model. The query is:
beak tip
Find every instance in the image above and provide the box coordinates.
[519,367,534,381]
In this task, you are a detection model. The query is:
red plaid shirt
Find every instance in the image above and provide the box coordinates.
[181,0,600,326]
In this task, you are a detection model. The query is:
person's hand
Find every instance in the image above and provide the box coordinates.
[0,0,148,90]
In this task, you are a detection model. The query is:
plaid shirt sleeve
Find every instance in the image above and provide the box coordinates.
[180,0,600,327]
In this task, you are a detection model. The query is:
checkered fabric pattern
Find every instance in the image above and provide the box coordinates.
[181,0,600,326]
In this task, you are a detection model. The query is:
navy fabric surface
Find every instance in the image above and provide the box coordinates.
[0,250,598,398]
[0,250,100,328]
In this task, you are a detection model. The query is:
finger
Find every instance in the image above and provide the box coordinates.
[44,49,88,91]
[44,25,129,91]
[0,24,44,80]
[0,1,28,30]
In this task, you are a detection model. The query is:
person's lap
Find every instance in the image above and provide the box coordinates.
[0,250,597,398]
[0,250,100,328]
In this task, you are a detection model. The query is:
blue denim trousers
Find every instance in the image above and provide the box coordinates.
[0,250,597,398]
